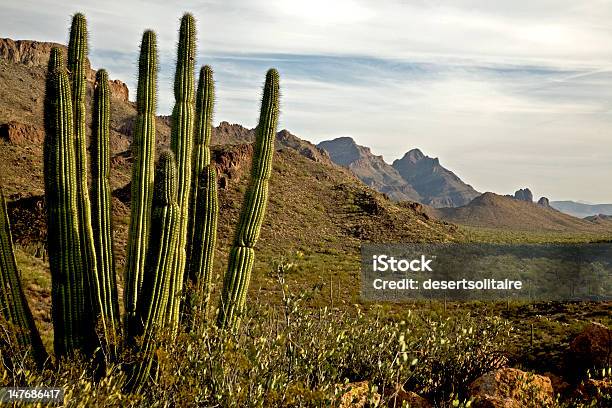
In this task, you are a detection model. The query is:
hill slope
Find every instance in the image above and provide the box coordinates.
[431,192,611,233]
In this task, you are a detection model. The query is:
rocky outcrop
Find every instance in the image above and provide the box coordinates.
[537,197,551,208]
[337,381,380,408]
[384,386,431,407]
[514,188,533,202]
[0,121,44,145]
[469,368,554,408]
[0,37,129,102]
[567,322,611,373]
[392,148,480,207]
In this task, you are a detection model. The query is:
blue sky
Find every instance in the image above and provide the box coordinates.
[2,0,612,202]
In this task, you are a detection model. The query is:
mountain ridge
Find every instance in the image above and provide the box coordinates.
[317,137,479,207]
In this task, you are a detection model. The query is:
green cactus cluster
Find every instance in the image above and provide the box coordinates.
[1,11,279,387]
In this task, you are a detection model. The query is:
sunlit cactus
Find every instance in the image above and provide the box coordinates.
[217,69,280,329]
[91,69,120,353]
[125,30,158,338]
[0,186,47,366]
[167,13,197,329]
[183,65,217,327]
[44,47,96,356]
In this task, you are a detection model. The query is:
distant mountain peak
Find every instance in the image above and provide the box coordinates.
[402,148,425,163]
[317,138,479,207]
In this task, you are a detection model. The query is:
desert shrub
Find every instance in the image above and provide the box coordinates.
[0,262,514,407]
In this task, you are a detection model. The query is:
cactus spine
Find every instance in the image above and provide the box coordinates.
[167,14,196,329]
[126,151,179,391]
[91,69,120,352]
[0,186,47,365]
[44,47,95,356]
[125,30,158,337]
[217,69,279,329]
[67,13,101,329]
[184,65,217,326]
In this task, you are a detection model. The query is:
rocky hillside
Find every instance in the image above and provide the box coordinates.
[391,148,480,207]
[317,137,479,207]
[430,192,612,232]
[0,37,457,259]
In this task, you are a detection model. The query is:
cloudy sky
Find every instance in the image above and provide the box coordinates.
[2,0,612,202]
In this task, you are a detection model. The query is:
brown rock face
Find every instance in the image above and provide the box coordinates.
[568,322,612,372]
[0,37,129,102]
[338,381,381,408]
[0,121,44,145]
[469,368,554,408]
[384,386,431,407]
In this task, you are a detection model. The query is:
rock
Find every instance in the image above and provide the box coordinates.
[384,385,431,407]
[575,378,612,403]
[338,381,381,408]
[543,372,570,397]
[0,121,44,145]
[514,188,533,202]
[469,368,554,408]
[0,38,129,102]
[568,322,612,372]
[537,197,551,208]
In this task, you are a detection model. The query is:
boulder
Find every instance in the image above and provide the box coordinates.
[384,385,431,407]
[568,322,612,372]
[338,381,381,408]
[537,197,551,208]
[514,188,533,202]
[469,368,554,408]
[575,378,612,403]
[0,121,44,145]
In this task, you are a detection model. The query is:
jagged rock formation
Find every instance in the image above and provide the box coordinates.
[537,197,551,208]
[317,137,479,207]
[0,38,129,102]
[514,188,533,202]
[392,149,480,207]
[317,137,421,202]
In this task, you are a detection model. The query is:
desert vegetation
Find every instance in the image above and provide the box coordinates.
[0,10,610,408]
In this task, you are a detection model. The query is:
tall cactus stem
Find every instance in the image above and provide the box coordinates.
[183,65,216,326]
[167,13,196,330]
[44,47,95,356]
[126,151,179,392]
[0,186,47,366]
[91,69,120,354]
[217,69,279,329]
[125,30,158,337]
[67,13,102,336]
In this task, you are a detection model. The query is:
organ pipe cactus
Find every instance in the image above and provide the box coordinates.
[184,65,217,326]
[217,69,280,330]
[126,151,180,391]
[43,47,96,356]
[91,69,120,353]
[67,13,101,332]
[167,13,196,329]
[125,30,157,338]
[0,186,47,366]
